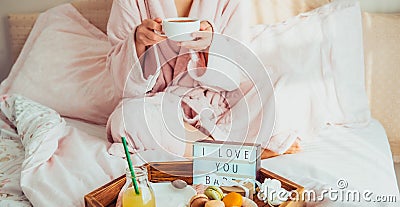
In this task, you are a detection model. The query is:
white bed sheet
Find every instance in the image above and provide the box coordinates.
[262,119,399,206]
[66,118,400,206]
[64,117,399,203]
[64,118,107,140]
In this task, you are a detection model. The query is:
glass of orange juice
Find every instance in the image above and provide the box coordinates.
[121,166,156,207]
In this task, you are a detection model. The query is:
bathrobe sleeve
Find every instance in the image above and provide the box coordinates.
[107,0,159,98]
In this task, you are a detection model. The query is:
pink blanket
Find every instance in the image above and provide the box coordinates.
[0,94,126,207]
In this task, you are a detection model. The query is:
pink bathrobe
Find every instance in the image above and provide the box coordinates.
[106,0,296,157]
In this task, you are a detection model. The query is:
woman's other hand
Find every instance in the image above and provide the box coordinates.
[135,18,167,57]
[179,21,213,51]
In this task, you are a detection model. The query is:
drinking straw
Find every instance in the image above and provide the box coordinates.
[122,137,140,195]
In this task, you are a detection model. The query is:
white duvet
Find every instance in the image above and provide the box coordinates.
[263,120,399,206]
[0,95,398,206]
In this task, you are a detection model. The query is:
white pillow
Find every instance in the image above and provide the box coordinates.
[250,0,371,139]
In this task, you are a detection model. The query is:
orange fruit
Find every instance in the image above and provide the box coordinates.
[222,192,243,207]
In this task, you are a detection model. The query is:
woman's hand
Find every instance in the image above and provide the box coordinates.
[135,18,166,57]
[261,139,301,159]
[179,21,213,51]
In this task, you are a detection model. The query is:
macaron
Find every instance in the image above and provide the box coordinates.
[222,192,243,207]
[190,194,209,207]
[205,200,225,207]
[204,186,224,200]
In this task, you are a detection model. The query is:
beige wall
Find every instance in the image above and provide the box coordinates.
[0,0,400,81]
[360,0,400,13]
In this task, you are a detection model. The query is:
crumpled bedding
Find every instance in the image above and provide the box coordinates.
[0,94,398,207]
[262,119,400,206]
[0,94,125,207]
[0,121,29,207]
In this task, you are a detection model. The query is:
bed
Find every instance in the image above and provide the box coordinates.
[1,0,399,206]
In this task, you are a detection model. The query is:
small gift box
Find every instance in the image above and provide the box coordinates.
[220,180,255,200]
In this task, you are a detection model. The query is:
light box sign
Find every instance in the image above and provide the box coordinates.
[192,140,261,186]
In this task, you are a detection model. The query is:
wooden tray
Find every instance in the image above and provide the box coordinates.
[84,161,304,207]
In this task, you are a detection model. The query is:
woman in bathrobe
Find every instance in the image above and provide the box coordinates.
[106,0,300,159]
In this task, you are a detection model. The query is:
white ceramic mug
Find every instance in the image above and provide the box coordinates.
[162,17,200,41]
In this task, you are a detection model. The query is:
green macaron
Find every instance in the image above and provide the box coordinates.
[204,186,224,200]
